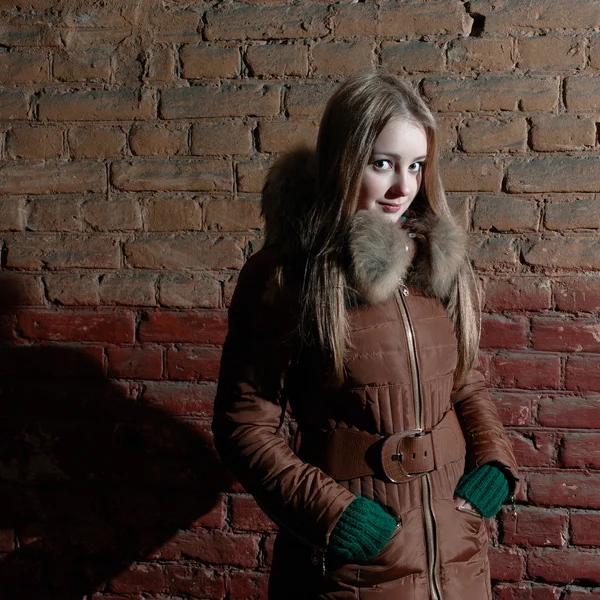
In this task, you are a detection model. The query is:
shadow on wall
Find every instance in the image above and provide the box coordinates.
[0,281,233,599]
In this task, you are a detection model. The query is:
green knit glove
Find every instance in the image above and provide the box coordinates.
[329,496,398,561]
[454,463,510,518]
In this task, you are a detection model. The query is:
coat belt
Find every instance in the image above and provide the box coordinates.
[300,407,466,483]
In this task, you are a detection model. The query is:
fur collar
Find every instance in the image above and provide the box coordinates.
[262,147,467,305]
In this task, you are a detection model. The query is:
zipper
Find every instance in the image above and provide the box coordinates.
[395,286,443,600]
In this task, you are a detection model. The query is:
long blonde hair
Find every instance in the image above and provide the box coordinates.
[298,72,479,385]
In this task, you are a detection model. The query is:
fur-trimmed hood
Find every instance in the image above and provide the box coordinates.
[262,147,467,305]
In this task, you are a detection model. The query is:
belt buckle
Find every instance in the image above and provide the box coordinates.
[381,429,427,484]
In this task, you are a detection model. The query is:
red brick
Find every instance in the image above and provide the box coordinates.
[524,238,600,270]
[27,197,81,231]
[566,356,600,392]
[124,236,243,270]
[181,44,240,79]
[489,546,526,581]
[492,353,561,390]
[484,277,551,311]
[554,276,600,312]
[107,346,163,380]
[528,548,600,584]
[473,196,540,231]
[258,119,319,153]
[231,495,275,532]
[0,90,29,120]
[39,89,156,121]
[460,118,527,154]
[509,431,558,467]
[546,198,600,231]
[0,196,26,230]
[470,0,600,31]
[147,9,202,43]
[382,41,444,73]
[130,125,188,157]
[99,273,157,306]
[7,126,63,159]
[144,197,202,231]
[164,565,225,598]
[492,392,535,426]
[205,197,262,232]
[7,234,120,269]
[0,272,45,306]
[44,273,100,306]
[228,571,269,600]
[138,311,227,344]
[158,274,221,309]
[53,47,111,81]
[112,160,231,192]
[68,125,127,159]
[0,49,48,83]
[147,43,176,82]
[561,433,600,469]
[423,76,558,112]
[18,310,134,343]
[312,42,374,77]
[286,83,335,117]
[565,76,600,110]
[480,314,529,349]
[205,5,328,40]
[565,591,600,600]
[501,506,568,547]
[518,36,585,70]
[447,38,513,72]
[538,396,600,429]
[0,20,61,47]
[508,158,600,193]
[531,116,595,152]
[141,382,216,417]
[158,529,259,567]
[470,237,519,269]
[591,35,600,69]
[494,582,561,600]
[109,563,166,594]
[160,85,280,119]
[571,512,600,546]
[236,157,273,193]
[191,122,253,155]
[440,157,503,192]
[433,117,459,156]
[166,346,222,381]
[379,1,472,35]
[0,161,105,194]
[446,194,468,229]
[82,197,142,231]
[246,43,308,77]
[530,473,600,509]
[533,318,600,353]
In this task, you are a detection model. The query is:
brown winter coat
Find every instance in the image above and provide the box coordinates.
[212,149,519,600]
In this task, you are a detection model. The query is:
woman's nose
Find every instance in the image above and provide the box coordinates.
[387,171,409,198]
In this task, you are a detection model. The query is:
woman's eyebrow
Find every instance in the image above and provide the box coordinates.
[371,152,428,162]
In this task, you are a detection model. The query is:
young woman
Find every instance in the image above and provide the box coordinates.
[212,72,519,600]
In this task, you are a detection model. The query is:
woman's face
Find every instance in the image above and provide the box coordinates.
[357,118,428,224]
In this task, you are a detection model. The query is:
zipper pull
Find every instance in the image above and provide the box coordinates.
[509,492,517,522]
[399,282,409,296]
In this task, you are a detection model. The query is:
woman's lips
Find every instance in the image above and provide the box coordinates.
[377,201,403,213]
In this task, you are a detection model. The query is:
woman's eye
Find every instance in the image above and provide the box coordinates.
[373,159,392,170]
[409,161,423,173]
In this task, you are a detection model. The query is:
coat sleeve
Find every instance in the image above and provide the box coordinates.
[212,250,355,550]
[451,368,520,494]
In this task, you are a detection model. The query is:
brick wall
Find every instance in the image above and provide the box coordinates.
[1,0,599,598]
